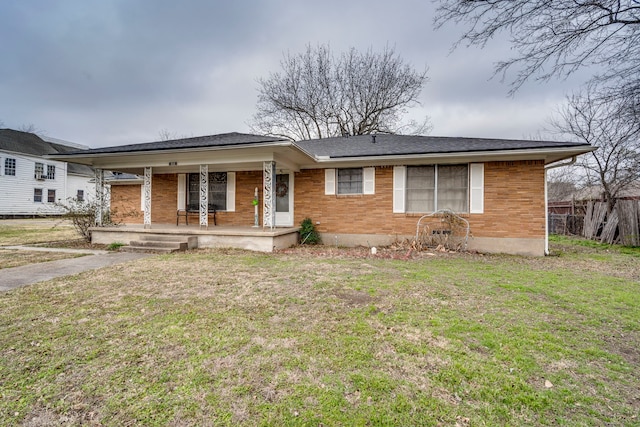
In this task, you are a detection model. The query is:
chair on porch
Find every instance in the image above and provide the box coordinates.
[177,207,217,226]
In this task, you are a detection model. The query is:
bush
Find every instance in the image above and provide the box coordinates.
[299,218,321,245]
[55,198,116,242]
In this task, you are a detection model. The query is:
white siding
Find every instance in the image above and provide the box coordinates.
[0,151,67,215]
[66,174,94,203]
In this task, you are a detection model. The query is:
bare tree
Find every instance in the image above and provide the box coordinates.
[551,88,640,213]
[434,0,640,102]
[158,128,191,141]
[547,167,580,202]
[251,44,430,141]
[18,123,47,135]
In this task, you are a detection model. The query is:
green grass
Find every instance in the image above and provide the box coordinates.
[0,238,639,425]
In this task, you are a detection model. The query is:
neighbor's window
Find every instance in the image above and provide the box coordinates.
[34,162,44,179]
[406,164,468,213]
[47,164,56,180]
[337,168,363,194]
[187,172,227,211]
[48,189,56,203]
[76,190,84,201]
[33,188,43,203]
[4,158,16,176]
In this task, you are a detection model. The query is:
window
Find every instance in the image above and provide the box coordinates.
[34,188,43,203]
[48,189,56,203]
[34,162,44,179]
[405,165,469,213]
[47,165,56,180]
[187,172,227,211]
[406,166,435,212]
[337,168,363,194]
[5,158,16,176]
[76,190,84,201]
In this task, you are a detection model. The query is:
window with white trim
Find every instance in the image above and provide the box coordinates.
[337,168,363,194]
[47,164,56,180]
[4,158,16,176]
[34,188,43,203]
[34,162,44,179]
[401,164,472,213]
[76,190,84,202]
[325,167,375,195]
[48,189,56,203]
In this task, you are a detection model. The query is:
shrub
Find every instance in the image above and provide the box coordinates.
[299,217,321,245]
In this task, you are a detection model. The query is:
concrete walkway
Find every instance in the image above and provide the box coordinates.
[0,246,151,292]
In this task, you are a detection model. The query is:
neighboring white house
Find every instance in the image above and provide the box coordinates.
[0,129,95,217]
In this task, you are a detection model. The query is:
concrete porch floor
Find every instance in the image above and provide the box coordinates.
[90,224,300,252]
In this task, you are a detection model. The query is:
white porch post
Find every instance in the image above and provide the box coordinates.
[143,167,152,229]
[94,168,104,226]
[199,164,209,229]
[263,161,276,228]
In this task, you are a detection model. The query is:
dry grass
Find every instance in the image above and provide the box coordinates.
[0,242,638,426]
[0,249,85,269]
[0,219,80,246]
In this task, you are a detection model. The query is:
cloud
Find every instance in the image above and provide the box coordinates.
[0,0,589,147]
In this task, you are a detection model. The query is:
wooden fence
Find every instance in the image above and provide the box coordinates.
[582,200,640,246]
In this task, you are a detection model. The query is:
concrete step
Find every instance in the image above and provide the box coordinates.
[129,240,188,251]
[122,234,198,253]
[139,234,198,248]
[121,245,179,254]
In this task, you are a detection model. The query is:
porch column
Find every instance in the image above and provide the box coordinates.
[199,164,209,228]
[94,168,104,226]
[263,161,276,228]
[143,167,152,229]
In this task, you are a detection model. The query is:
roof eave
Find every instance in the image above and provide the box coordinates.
[45,140,296,163]
[302,146,595,168]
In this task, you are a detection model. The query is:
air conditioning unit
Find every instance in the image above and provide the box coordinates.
[35,173,45,181]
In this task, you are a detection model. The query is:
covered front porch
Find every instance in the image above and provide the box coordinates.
[90,223,300,253]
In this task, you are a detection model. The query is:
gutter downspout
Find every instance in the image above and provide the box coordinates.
[544,156,577,255]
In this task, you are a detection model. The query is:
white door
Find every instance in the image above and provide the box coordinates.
[275,173,294,227]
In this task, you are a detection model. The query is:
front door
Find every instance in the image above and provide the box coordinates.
[275,173,294,227]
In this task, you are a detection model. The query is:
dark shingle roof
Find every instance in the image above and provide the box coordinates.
[0,129,61,156]
[293,134,591,158]
[0,129,94,177]
[57,132,288,155]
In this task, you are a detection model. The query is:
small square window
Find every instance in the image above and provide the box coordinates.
[48,189,56,203]
[34,188,43,203]
[337,168,363,194]
[4,158,16,176]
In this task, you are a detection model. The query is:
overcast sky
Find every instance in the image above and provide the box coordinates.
[0,0,589,148]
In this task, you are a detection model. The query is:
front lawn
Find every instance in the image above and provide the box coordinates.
[0,242,638,426]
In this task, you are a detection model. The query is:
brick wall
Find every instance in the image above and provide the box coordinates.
[109,161,546,239]
[293,161,546,239]
[110,184,143,224]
